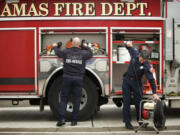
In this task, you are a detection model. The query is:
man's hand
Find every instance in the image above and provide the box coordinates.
[81,43,88,50]
[57,42,62,48]
[126,41,133,47]
[52,43,58,47]
[153,94,159,101]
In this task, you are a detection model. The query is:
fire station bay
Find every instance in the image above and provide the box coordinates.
[0,0,180,128]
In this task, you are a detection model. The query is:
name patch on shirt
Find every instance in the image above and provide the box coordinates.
[66,59,82,64]
[66,55,83,64]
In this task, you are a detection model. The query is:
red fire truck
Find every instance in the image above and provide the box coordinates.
[0,0,180,120]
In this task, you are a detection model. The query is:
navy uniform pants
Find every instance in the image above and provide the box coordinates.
[59,76,83,121]
[122,76,143,123]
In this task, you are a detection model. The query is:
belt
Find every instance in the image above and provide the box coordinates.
[126,74,137,81]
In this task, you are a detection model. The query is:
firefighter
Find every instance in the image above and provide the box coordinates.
[52,37,93,126]
[122,41,159,129]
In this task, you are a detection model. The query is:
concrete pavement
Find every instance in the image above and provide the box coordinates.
[0,101,180,134]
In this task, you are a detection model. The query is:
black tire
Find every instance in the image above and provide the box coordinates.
[153,100,166,129]
[48,76,98,121]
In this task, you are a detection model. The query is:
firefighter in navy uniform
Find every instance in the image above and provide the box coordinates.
[122,41,159,129]
[52,37,93,127]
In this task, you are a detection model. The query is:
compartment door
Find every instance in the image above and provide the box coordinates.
[175,22,180,63]
[0,29,36,92]
[111,28,162,95]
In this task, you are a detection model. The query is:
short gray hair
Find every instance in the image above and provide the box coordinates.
[72,37,81,47]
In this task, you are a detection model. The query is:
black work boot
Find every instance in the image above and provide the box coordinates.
[71,121,77,126]
[56,119,66,127]
[125,122,134,129]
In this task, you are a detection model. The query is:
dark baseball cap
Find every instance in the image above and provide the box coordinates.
[140,50,150,60]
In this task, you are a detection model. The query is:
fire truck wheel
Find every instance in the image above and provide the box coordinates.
[48,76,98,121]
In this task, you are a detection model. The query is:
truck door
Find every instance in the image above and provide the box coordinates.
[0,28,36,93]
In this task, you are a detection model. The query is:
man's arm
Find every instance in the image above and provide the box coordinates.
[81,45,93,60]
[126,41,139,58]
[147,74,156,94]
[144,62,159,100]
[52,43,64,58]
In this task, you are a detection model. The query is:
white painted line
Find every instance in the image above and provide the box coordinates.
[0,131,135,134]
[0,106,50,111]
[0,17,165,22]
[0,130,180,134]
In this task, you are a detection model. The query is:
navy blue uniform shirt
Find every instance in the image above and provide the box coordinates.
[53,46,93,78]
[126,46,156,94]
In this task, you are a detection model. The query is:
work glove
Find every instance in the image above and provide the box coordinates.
[81,41,89,50]
[57,42,62,48]
[52,42,62,48]
[80,39,88,50]
[81,45,89,50]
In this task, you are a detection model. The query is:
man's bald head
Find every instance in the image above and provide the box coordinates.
[72,37,81,47]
